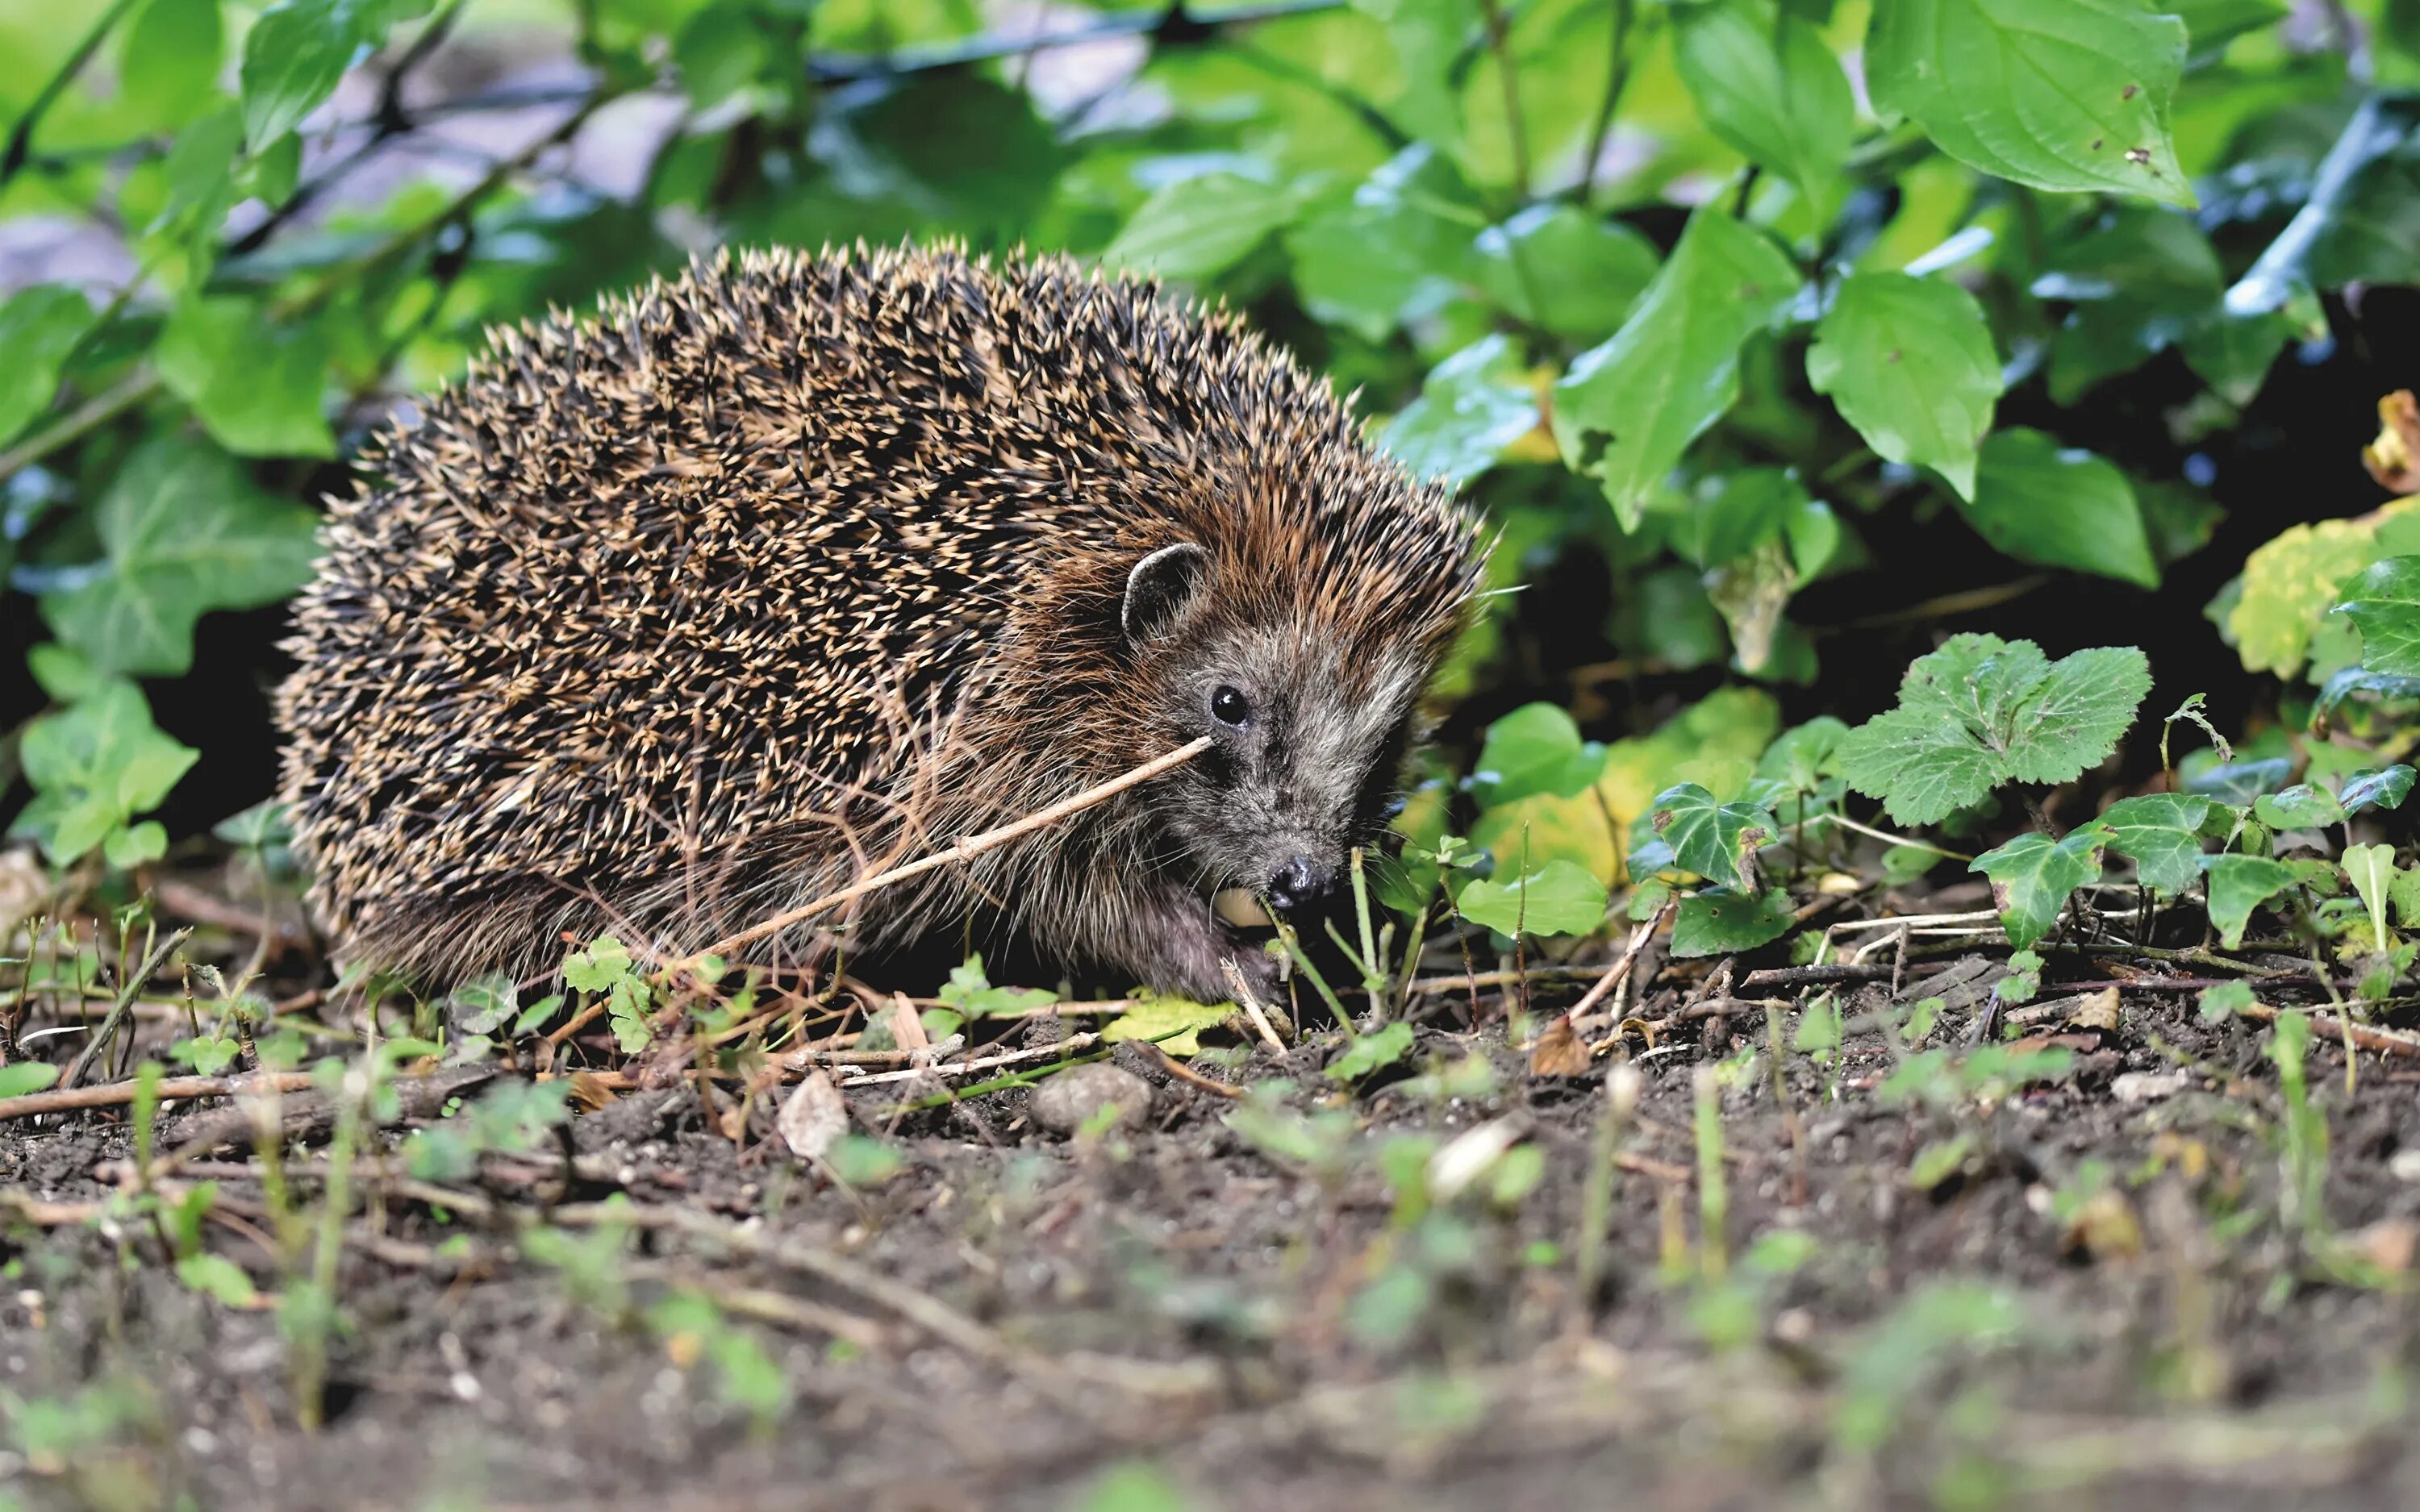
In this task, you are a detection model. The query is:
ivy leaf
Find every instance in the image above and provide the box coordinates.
[1379,334,1542,488]
[1972,826,2109,949]
[1671,886,1796,958]
[38,435,322,677]
[2096,793,2211,895]
[1454,860,1608,937]
[1838,635,2152,826]
[2251,783,2345,831]
[1806,272,2002,501]
[0,286,97,449]
[2204,853,2301,949]
[1673,1,1855,216]
[2228,512,2409,680]
[1649,782,1779,891]
[1106,171,1297,283]
[1550,206,1803,530]
[1959,429,2159,589]
[1470,202,1659,343]
[1466,703,1607,808]
[2342,765,2417,814]
[7,681,199,866]
[155,296,336,457]
[1867,0,2193,207]
[2333,556,2420,677]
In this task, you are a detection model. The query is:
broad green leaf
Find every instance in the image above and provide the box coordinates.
[2343,842,2397,948]
[2204,853,2301,949]
[2333,556,2420,677]
[1550,206,1803,529]
[105,822,169,869]
[1350,0,1474,148]
[145,105,245,249]
[1467,703,1607,808]
[122,0,227,131]
[1104,997,1237,1057]
[1105,172,1296,282]
[1807,272,2001,501]
[2229,510,2416,679]
[1972,827,2108,948]
[1454,860,1608,937]
[0,1063,62,1098]
[1649,782,1779,890]
[1670,887,1796,958]
[2342,765,2417,814]
[2252,783,2345,831]
[240,0,416,151]
[0,286,97,450]
[1673,2,1855,217]
[1867,0,2193,206]
[1838,635,2152,826]
[1287,145,1481,340]
[8,682,199,866]
[1379,334,1541,488]
[155,297,336,457]
[2097,793,2211,895]
[38,435,322,677]
[1960,430,2159,588]
[1470,203,1659,343]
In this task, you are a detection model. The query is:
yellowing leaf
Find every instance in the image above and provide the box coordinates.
[2230,500,2420,679]
[1104,996,1236,1056]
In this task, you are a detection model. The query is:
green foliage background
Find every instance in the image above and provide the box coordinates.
[5,0,2420,888]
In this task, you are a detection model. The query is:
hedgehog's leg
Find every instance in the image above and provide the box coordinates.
[1100,878,1276,1003]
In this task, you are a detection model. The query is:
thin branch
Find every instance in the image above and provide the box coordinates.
[1563,900,1672,1023]
[0,1069,317,1123]
[61,927,190,1091]
[1575,0,1635,202]
[1478,0,1531,198]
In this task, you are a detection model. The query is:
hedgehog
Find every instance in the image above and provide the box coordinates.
[273,244,1483,1002]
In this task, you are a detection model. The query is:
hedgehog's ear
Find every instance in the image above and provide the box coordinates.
[1122,542,1209,644]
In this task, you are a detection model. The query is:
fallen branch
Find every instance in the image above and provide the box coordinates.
[0,1068,315,1123]
[706,737,1213,958]
[2238,1002,2420,1059]
[830,1033,1103,1087]
[1565,902,1673,1024]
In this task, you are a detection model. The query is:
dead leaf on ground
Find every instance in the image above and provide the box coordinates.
[1528,1014,1592,1077]
[2064,985,2122,1038]
[568,1070,619,1112]
[2364,389,2420,494]
[778,1068,849,1161]
[2349,1217,2418,1274]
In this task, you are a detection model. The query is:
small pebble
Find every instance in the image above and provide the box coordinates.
[1029,1063,1154,1135]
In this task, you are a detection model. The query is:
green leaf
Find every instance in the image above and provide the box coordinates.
[38,434,322,677]
[2252,783,2345,831]
[1103,997,1236,1056]
[1959,429,2159,589]
[562,935,637,993]
[1758,716,1851,791]
[2333,556,2420,678]
[2342,765,2417,814]
[155,296,336,457]
[1972,827,2109,948]
[7,682,199,867]
[1838,635,2153,826]
[122,0,227,131]
[104,822,169,869]
[1806,272,2002,501]
[1867,0,2193,207]
[1378,334,1541,488]
[1351,0,1474,148]
[1454,860,1608,937]
[1327,1020,1417,1081]
[1287,145,1481,341]
[1105,172,1297,283]
[0,286,97,450]
[2096,793,2211,895]
[1672,1,1855,217]
[1649,782,1779,890]
[1470,203,1659,343]
[2204,853,2301,949]
[176,1252,261,1307]
[1550,206,1804,530]
[0,1063,62,1098]
[2343,841,2397,949]
[1467,702,1607,807]
[1670,886,1796,957]
[240,0,412,152]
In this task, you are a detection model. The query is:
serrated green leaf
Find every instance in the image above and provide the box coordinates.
[2252,783,2345,831]
[2342,765,2417,814]
[1454,860,1608,937]
[1838,635,2152,826]
[1649,782,1778,890]
[2334,555,2420,677]
[1972,826,2108,948]
[8,681,199,867]
[1467,702,1607,808]
[1670,886,1796,957]
[1960,430,2159,589]
[563,936,636,993]
[2204,853,2301,949]
[1379,333,1541,488]
[1106,172,1296,282]
[1550,206,1803,530]
[1469,202,1659,343]
[0,285,97,450]
[1673,2,1855,218]
[2097,793,2211,895]
[1806,272,2002,501]
[155,296,336,457]
[37,434,323,677]
[1867,0,2193,206]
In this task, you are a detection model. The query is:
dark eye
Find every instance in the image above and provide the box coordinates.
[1210,685,1250,727]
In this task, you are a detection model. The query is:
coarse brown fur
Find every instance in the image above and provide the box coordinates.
[274,244,1483,999]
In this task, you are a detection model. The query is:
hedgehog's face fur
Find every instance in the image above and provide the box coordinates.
[1118,542,1428,918]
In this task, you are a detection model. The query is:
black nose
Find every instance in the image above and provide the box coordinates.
[1266,856,1336,914]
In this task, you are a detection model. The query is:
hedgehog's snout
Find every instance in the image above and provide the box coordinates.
[1265,855,1337,915]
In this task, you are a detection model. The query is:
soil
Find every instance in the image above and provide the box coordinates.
[7,885,2420,1512]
